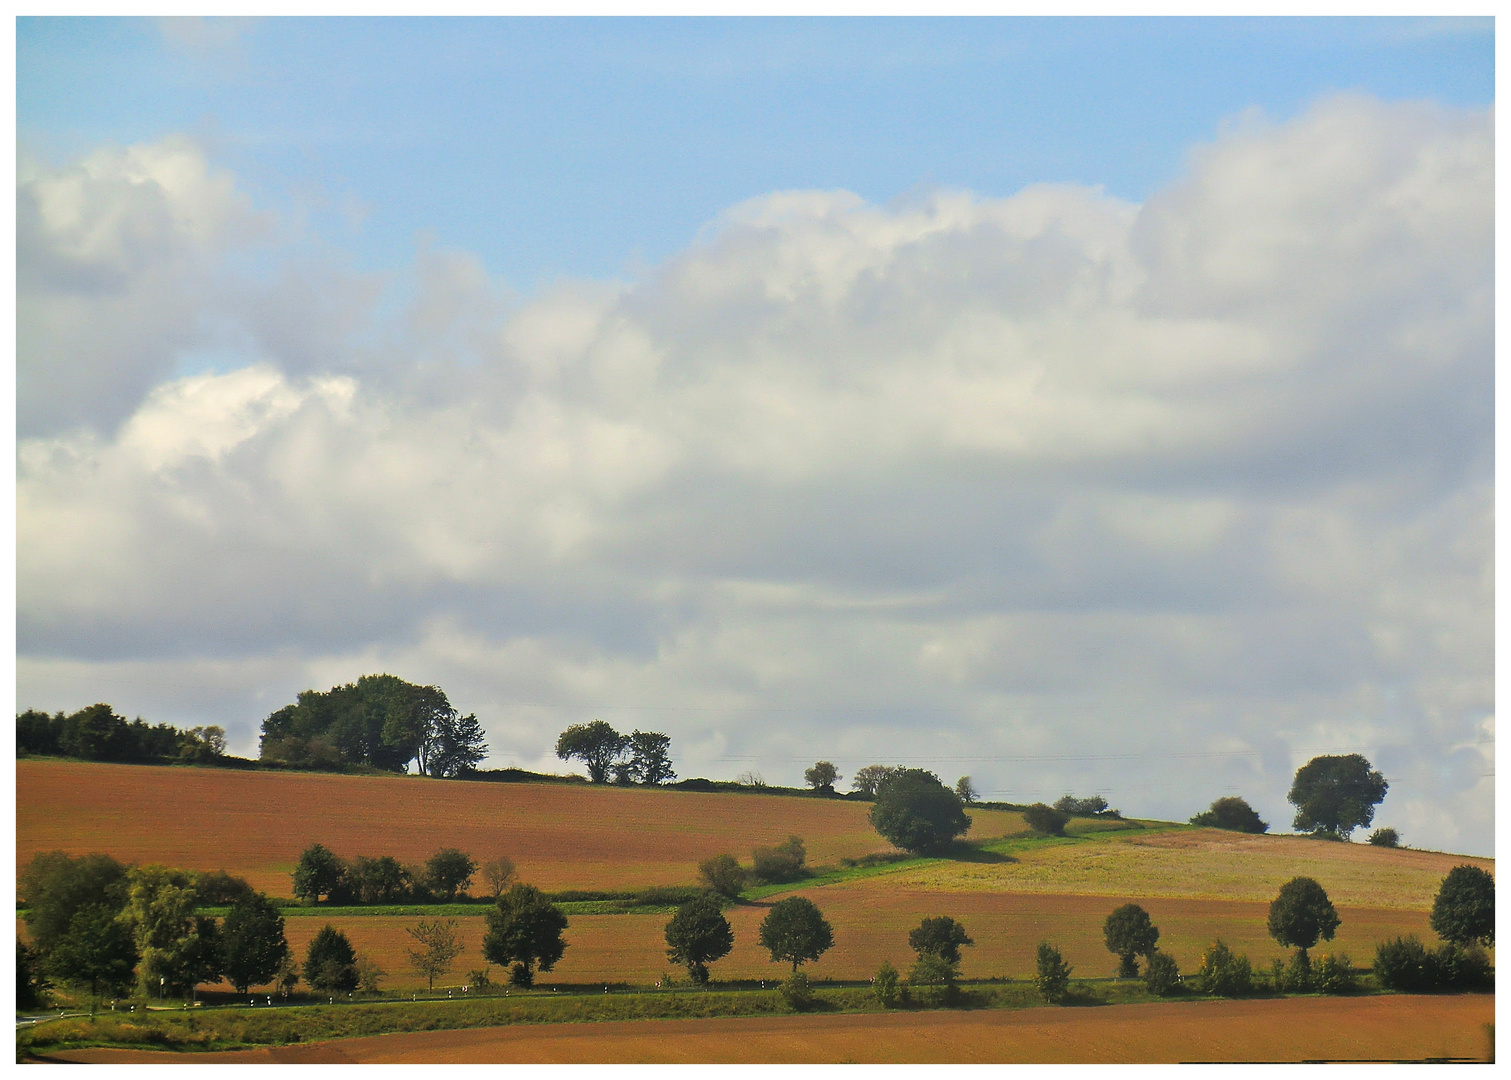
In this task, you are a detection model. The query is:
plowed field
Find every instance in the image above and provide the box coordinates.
[16,759,1022,894]
[46,993,1495,1063]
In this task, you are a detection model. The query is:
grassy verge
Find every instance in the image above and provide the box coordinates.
[14,979,1218,1056]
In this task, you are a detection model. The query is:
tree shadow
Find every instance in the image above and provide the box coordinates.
[944,842,1017,864]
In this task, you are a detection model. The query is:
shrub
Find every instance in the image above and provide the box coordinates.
[1431,943,1493,991]
[1373,936,1434,992]
[1190,796,1269,834]
[1312,952,1357,995]
[1143,950,1179,996]
[1054,794,1110,816]
[1367,827,1401,848]
[1023,803,1069,836]
[1034,942,1072,1003]
[1278,951,1313,993]
[1195,939,1252,997]
[873,960,901,1007]
[698,854,749,899]
[751,837,807,884]
[779,970,816,1011]
[908,952,959,1005]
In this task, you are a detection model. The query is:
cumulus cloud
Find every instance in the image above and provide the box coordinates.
[16,95,1493,853]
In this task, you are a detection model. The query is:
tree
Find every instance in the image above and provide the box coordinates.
[751,836,807,884]
[119,864,220,995]
[623,730,676,785]
[954,776,979,804]
[46,905,138,1013]
[1102,903,1160,978]
[698,854,748,899]
[1143,951,1179,996]
[348,855,412,904]
[1054,794,1109,816]
[873,959,901,1007]
[406,918,464,990]
[1367,827,1401,848]
[220,893,291,993]
[19,851,129,956]
[758,896,834,972]
[1023,803,1069,836]
[292,844,347,905]
[851,764,900,798]
[804,761,840,794]
[425,849,477,901]
[480,856,517,899]
[274,955,300,998]
[908,916,974,965]
[482,884,569,987]
[1034,942,1072,1003]
[1195,939,1252,996]
[1287,754,1388,839]
[664,895,735,984]
[1267,877,1340,971]
[192,870,256,906]
[1430,865,1494,947]
[869,769,970,855]
[355,956,386,993]
[554,720,627,783]
[17,940,50,1010]
[425,711,489,778]
[258,675,460,773]
[304,925,360,993]
[1190,796,1269,834]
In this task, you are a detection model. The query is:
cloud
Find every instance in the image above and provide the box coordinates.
[16,95,1493,853]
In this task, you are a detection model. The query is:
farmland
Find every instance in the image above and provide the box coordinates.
[41,994,1496,1063]
[15,759,1021,894]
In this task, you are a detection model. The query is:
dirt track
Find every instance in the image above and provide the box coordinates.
[46,993,1494,1063]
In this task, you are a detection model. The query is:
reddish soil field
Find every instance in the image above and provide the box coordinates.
[16,759,1020,894]
[47,994,1495,1063]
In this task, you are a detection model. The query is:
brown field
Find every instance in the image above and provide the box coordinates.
[192,892,1436,993]
[16,759,1022,894]
[904,827,1495,908]
[46,993,1496,1063]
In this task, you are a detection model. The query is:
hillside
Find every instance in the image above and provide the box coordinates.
[15,758,1022,894]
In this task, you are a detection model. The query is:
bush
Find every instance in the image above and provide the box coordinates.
[873,960,901,1007]
[779,970,816,1011]
[1034,942,1072,1003]
[1054,794,1110,817]
[1367,827,1401,848]
[869,770,971,855]
[1195,939,1252,997]
[1431,943,1494,991]
[1023,803,1069,836]
[1143,950,1179,996]
[1312,952,1357,995]
[698,854,748,898]
[1278,951,1313,993]
[1373,936,1434,992]
[1190,796,1269,834]
[751,837,807,884]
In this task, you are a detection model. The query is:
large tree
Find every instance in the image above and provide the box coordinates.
[804,761,839,794]
[20,851,129,957]
[482,884,569,987]
[305,925,360,993]
[664,895,735,984]
[1287,754,1388,839]
[292,843,347,904]
[221,893,291,993]
[850,765,900,798]
[1102,903,1160,978]
[424,711,489,777]
[46,905,138,1013]
[1267,876,1340,968]
[908,916,973,965]
[869,769,971,855]
[758,896,834,972]
[425,849,477,901]
[622,730,676,785]
[119,864,220,996]
[1430,865,1494,947]
[554,720,628,783]
[259,675,461,774]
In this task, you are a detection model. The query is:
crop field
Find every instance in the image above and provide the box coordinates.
[15,759,1023,894]
[893,827,1495,908]
[44,994,1496,1063]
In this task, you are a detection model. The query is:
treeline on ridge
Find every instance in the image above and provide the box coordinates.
[17,704,227,765]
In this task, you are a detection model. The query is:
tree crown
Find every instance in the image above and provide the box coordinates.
[1267,876,1341,951]
[1287,754,1388,838]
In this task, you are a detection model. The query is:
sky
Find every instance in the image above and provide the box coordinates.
[14,16,1495,854]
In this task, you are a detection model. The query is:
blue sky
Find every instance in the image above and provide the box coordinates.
[15,17,1495,853]
[19,17,1494,288]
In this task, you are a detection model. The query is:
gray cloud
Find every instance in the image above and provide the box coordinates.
[17,95,1493,853]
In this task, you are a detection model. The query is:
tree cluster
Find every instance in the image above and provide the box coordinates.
[19,851,295,1005]
[554,721,676,785]
[259,675,486,777]
[17,704,226,765]
[1054,794,1119,818]
[291,844,480,905]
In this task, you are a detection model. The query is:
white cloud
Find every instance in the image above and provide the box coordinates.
[16,95,1493,854]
